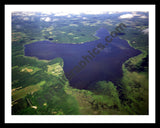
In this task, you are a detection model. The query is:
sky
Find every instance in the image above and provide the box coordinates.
[8,5,151,15]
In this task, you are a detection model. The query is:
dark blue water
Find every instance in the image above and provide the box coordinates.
[24,28,141,89]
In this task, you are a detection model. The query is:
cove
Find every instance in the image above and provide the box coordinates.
[24,28,141,89]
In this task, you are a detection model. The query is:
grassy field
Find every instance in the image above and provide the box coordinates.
[12,81,46,102]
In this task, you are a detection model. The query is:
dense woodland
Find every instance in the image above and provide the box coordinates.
[12,11,148,115]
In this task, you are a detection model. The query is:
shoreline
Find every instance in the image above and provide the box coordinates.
[24,28,102,45]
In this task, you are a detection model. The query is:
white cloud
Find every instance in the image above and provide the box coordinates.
[142,28,149,34]
[139,15,147,19]
[67,15,71,18]
[119,14,134,19]
[45,17,51,22]
[108,11,124,14]
[40,17,51,22]
[82,17,87,20]
[54,12,71,16]
[23,17,29,21]
[119,12,148,19]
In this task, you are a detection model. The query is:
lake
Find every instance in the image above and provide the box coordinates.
[24,28,141,89]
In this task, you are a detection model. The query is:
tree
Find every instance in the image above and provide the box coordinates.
[95,81,117,97]
[93,81,121,109]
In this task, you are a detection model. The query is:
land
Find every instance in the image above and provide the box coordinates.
[12,11,148,115]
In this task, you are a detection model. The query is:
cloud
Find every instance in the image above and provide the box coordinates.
[119,12,148,19]
[141,28,149,34]
[45,17,51,22]
[119,14,134,19]
[23,17,29,21]
[139,15,147,19]
[40,17,51,22]
[54,12,70,16]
